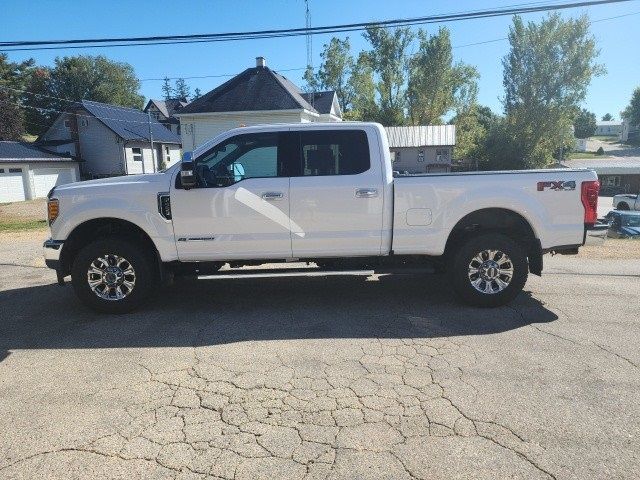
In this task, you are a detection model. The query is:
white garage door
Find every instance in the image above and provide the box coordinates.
[33,168,73,198]
[0,168,26,203]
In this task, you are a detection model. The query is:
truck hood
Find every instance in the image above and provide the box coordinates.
[53,173,170,195]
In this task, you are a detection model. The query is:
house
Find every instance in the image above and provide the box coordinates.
[385,125,456,174]
[143,97,188,136]
[595,120,623,136]
[38,100,182,178]
[562,157,640,195]
[175,57,342,151]
[621,118,639,142]
[0,141,79,202]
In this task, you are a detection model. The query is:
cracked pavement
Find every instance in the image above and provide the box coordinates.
[0,234,639,479]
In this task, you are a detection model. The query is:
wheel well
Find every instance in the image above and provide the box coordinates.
[444,208,542,275]
[617,202,629,210]
[60,218,159,276]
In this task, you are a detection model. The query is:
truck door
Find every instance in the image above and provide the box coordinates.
[289,128,385,257]
[171,131,296,261]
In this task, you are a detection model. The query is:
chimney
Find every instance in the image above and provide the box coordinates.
[256,56,266,68]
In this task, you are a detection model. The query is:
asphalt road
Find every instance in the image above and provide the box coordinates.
[0,235,638,479]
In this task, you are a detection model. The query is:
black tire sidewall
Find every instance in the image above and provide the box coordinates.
[449,233,528,307]
[71,237,156,313]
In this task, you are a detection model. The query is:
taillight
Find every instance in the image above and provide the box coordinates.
[47,199,59,225]
[581,180,599,226]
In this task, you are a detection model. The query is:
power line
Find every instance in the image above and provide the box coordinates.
[140,67,307,82]
[0,0,634,52]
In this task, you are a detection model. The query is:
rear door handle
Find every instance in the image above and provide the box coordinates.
[262,191,284,200]
[355,188,378,198]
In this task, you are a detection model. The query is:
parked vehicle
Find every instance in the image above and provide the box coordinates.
[612,193,640,211]
[44,122,601,313]
[604,211,640,238]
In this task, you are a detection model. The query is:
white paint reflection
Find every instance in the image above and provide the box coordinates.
[234,187,305,238]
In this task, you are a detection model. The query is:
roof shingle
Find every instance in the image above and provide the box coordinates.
[0,141,75,163]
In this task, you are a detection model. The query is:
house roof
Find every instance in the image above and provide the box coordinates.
[176,66,322,115]
[144,98,188,120]
[385,125,456,148]
[0,141,76,163]
[78,100,182,144]
[596,120,623,127]
[561,157,640,175]
[301,91,340,115]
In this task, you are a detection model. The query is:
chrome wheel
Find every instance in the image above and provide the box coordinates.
[87,254,136,301]
[468,249,513,295]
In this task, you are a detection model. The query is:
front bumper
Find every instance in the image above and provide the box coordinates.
[43,239,64,269]
[584,224,608,246]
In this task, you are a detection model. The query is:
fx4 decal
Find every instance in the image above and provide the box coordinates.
[537,180,576,191]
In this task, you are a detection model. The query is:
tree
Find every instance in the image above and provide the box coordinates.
[602,113,613,121]
[363,26,414,125]
[161,77,173,100]
[622,87,640,126]
[345,52,377,121]
[494,14,604,168]
[24,55,144,134]
[574,108,596,138]
[302,66,319,94]
[451,105,498,160]
[315,38,354,113]
[407,28,478,125]
[0,54,35,139]
[193,88,202,99]
[174,78,190,100]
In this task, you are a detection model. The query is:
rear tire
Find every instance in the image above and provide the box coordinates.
[449,233,528,307]
[71,237,157,313]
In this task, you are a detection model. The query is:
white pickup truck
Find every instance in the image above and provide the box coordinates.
[44,122,600,313]
[612,193,640,211]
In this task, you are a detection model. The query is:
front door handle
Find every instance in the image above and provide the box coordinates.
[262,191,284,200]
[355,188,378,198]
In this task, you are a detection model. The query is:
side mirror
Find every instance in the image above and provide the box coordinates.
[180,152,197,189]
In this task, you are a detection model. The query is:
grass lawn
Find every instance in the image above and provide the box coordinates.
[590,135,619,142]
[566,151,607,160]
[0,219,48,232]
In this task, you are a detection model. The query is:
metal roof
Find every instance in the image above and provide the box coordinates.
[596,120,623,127]
[0,141,76,163]
[385,125,456,148]
[80,100,182,144]
[562,157,640,175]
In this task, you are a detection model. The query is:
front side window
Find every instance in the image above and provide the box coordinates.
[132,147,143,162]
[195,132,282,188]
[299,130,370,176]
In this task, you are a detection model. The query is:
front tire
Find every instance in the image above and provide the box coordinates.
[71,237,157,313]
[449,233,528,307]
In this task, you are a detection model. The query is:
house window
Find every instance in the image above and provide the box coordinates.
[132,147,143,162]
[417,150,425,162]
[602,175,621,187]
[0,169,4,173]
[177,125,181,136]
[436,149,450,162]
[80,118,88,127]
[64,119,72,129]
[9,168,22,173]
[165,145,170,163]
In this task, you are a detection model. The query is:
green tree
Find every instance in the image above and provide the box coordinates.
[302,66,320,94]
[161,77,173,100]
[315,38,354,113]
[574,108,596,138]
[494,14,604,169]
[601,113,613,121]
[363,26,414,125]
[174,78,190,100]
[345,52,377,121]
[622,87,640,126]
[451,105,498,160]
[192,88,202,100]
[407,28,479,125]
[24,55,144,134]
[0,54,35,140]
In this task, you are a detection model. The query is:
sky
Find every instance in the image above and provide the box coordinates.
[1,0,638,120]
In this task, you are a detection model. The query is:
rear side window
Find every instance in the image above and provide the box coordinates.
[299,130,370,176]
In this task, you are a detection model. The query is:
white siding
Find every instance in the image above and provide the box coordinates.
[161,144,181,169]
[124,142,156,175]
[0,164,28,202]
[0,162,79,201]
[178,111,310,151]
[38,114,77,157]
[76,112,126,177]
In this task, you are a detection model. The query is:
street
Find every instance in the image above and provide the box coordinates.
[0,232,638,479]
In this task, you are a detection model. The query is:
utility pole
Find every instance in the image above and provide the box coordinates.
[148,110,156,173]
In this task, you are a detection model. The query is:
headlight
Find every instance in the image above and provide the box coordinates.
[47,199,59,225]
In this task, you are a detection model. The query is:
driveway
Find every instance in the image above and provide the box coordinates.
[0,232,639,479]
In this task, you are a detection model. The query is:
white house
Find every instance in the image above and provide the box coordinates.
[0,141,79,202]
[595,120,623,136]
[385,125,456,174]
[175,57,342,151]
[38,100,182,178]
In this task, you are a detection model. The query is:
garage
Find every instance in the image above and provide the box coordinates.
[0,141,79,202]
[0,168,26,202]
[32,168,74,198]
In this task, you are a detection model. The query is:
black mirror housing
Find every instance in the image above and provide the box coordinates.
[180,160,197,189]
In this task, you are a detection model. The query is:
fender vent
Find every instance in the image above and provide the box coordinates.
[157,192,172,220]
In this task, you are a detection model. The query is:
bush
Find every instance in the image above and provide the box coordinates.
[596,146,605,155]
